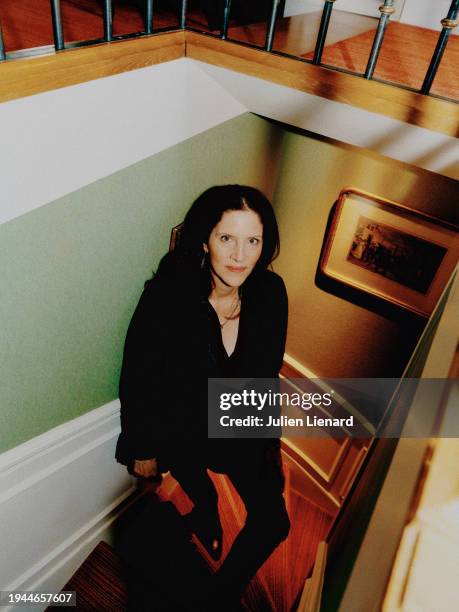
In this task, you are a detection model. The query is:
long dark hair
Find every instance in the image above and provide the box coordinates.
[181,185,279,266]
[155,185,280,294]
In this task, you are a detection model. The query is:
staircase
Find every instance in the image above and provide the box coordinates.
[159,459,333,611]
[57,458,332,611]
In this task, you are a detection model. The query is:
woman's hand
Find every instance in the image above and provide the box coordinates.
[133,457,158,478]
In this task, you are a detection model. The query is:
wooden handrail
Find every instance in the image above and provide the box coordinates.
[185,32,459,138]
[0,32,185,103]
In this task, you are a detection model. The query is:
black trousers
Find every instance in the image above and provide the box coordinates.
[167,440,290,604]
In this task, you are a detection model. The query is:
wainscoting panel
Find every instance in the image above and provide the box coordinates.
[0,402,134,609]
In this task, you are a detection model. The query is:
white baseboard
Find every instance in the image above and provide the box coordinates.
[0,401,136,612]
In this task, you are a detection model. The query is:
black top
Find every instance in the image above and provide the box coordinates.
[205,289,248,376]
[115,252,288,468]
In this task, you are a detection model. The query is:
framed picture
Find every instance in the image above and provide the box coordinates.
[320,188,458,316]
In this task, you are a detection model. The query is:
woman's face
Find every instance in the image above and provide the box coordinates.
[205,208,263,288]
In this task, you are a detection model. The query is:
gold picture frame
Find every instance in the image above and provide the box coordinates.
[320,188,458,317]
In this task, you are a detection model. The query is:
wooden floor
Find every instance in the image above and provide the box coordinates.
[228,10,377,56]
[1,2,457,101]
[0,0,208,50]
[229,13,459,101]
[303,20,459,101]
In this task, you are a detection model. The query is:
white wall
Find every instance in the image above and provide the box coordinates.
[0,59,246,227]
[284,0,455,29]
[0,403,134,611]
[284,0,326,17]
[284,0,405,19]
[193,61,459,180]
[399,0,453,31]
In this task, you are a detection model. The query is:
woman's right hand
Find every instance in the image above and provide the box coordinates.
[133,457,158,478]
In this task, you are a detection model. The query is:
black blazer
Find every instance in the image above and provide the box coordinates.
[115,253,288,468]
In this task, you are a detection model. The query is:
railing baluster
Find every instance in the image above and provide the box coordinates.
[50,0,65,51]
[103,0,113,42]
[180,0,188,29]
[265,0,281,52]
[364,0,395,79]
[421,0,459,95]
[313,0,336,65]
[221,0,233,40]
[0,22,5,61]
[145,0,154,35]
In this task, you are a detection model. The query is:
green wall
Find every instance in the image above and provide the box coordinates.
[271,127,458,378]
[3,112,457,455]
[0,113,282,454]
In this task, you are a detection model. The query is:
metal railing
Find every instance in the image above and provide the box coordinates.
[102,0,113,42]
[365,0,396,79]
[0,22,5,62]
[49,0,65,51]
[0,0,457,101]
[313,0,336,65]
[422,0,459,94]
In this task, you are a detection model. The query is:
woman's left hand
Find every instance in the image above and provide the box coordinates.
[133,457,158,478]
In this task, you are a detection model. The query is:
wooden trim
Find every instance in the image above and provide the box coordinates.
[185,31,459,138]
[298,541,327,612]
[0,31,185,103]
[448,342,459,378]
[337,445,368,502]
[282,430,352,486]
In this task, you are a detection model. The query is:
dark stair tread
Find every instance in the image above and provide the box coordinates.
[55,497,214,611]
[51,541,127,611]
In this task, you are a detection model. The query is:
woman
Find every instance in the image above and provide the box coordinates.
[116,185,290,609]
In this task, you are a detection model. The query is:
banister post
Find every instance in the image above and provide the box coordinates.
[421,0,459,94]
[313,0,337,65]
[265,0,281,52]
[364,0,396,79]
[50,0,65,51]
[103,0,113,42]
[0,22,5,61]
[221,0,233,40]
[145,0,154,35]
[180,0,188,29]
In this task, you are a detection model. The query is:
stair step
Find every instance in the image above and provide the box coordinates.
[53,541,127,611]
[54,465,333,612]
[260,461,292,612]
[288,493,333,605]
